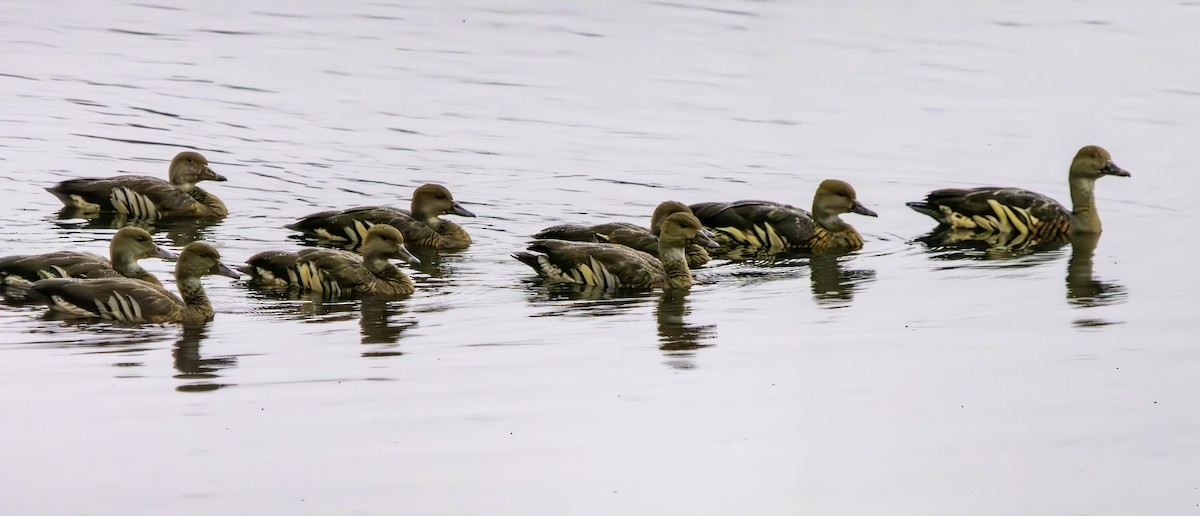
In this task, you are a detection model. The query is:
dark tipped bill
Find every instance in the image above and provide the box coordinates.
[203,166,228,182]
[1102,161,1131,177]
[395,245,422,267]
[154,246,179,261]
[215,262,241,279]
[693,232,720,248]
[450,201,476,218]
[849,201,878,217]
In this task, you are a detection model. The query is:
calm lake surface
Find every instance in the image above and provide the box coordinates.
[3,0,1199,514]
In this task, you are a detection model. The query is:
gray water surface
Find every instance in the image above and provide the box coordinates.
[2,1,1199,514]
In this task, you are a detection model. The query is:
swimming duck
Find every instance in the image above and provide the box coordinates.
[1,227,177,288]
[690,179,878,253]
[287,183,475,250]
[907,145,1130,243]
[45,151,228,219]
[514,212,719,290]
[533,201,712,268]
[30,242,240,324]
[240,224,420,299]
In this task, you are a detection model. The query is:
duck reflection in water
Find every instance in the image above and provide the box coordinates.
[715,247,876,309]
[521,280,654,317]
[246,287,417,351]
[173,325,238,392]
[913,226,1070,260]
[1066,233,1126,308]
[54,208,222,247]
[655,291,716,370]
[808,254,876,309]
[359,299,417,349]
[913,229,1126,321]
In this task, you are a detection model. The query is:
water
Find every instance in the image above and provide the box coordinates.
[2,0,1199,513]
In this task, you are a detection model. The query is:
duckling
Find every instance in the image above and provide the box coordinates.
[30,242,240,325]
[514,212,719,290]
[534,201,712,268]
[1,227,177,289]
[287,184,475,250]
[45,151,228,219]
[690,179,877,253]
[907,145,1130,244]
[241,224,420,299]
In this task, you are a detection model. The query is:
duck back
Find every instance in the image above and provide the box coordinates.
[690,200,821,251]
[514,240,665,289]
[907,186,1071,240]
[46,175,224,218]
[30,277,183,323]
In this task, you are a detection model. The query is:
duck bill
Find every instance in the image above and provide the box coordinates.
[202,166,228,182]
[450,201,476,218]
[154,246,179,261]
[214,261,241,279]
[1102,161,1131,177]
[394,245,422,267]
[693,232,720,248]
[849,201,878,217]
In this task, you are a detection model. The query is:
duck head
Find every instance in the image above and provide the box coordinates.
[112,226,177,261]
[649,201,693,236]
[812,179,877,219]
[1070,145,1131,180]
[169,151,227,192]
[658,212,719,249]
[361,224,421,266]
[177,242,240,279]
[411,183,475,221]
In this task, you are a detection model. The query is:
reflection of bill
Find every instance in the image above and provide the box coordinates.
[1066,233,1127,308]
[655,291,716,370]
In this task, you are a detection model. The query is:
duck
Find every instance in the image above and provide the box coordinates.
[1,227,177,289]
[45,151,228,219]
[30,242,240,325]
[240,224,420,299]
[533,201,712,268]
[287,183,475,250]
[906,145,1131,244]
[514,212,719,290]
[689,179,878,253]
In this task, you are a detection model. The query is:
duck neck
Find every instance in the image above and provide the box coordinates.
[363,253,413,294]
[1068,176,1101,234]
[363,253,399,278]
[112,255,149,280]
[659,244,692,289]
[813,208,850,233]
[177,273,213,318]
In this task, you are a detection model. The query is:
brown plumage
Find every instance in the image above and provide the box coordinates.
[533,201,712,268]
[1,227,176,289]
[30,242,240,325]
[514,213,719,290]
[287,184,475,250]
[690,179,878,254]
[241,224,419,299]
[907,146,1131,245]
[45,151,229,219]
